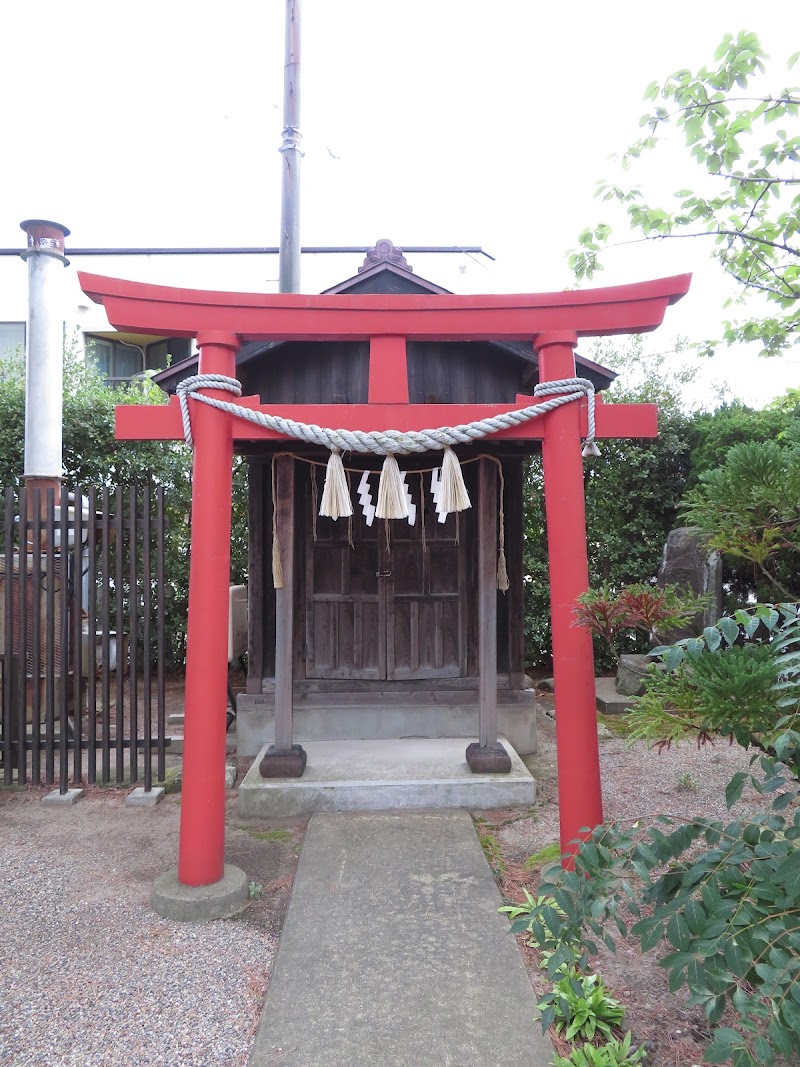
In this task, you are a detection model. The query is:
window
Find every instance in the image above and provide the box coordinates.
[85,336,143,386]
[0,322,25,359]
[85,335,191,385]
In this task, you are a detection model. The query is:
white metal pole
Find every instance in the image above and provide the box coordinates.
[20,220,69,488]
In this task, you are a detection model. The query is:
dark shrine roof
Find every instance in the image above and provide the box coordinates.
[152,239,617,395]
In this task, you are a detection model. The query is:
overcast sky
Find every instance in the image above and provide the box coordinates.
[2,1,798,404]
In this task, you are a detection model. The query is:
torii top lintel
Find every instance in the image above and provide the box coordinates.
[78,271,691,444]
[78,272,691,342]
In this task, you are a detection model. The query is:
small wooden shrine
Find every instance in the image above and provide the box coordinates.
[154,242,618,758]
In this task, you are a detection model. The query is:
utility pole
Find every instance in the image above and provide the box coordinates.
[279,0,301,293]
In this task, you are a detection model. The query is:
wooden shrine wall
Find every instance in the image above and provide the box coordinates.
[240,340,531,408]
[245,453,526,694]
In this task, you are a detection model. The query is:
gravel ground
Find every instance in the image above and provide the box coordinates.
[0,791,304,1067]
[1,690,782,1067]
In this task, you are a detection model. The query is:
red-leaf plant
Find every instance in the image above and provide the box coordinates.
[574,583,707,665]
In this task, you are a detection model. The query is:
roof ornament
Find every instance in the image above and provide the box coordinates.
[358,239,412,274]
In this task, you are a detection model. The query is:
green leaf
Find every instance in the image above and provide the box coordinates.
[684,898,706,934]
[704,625,723,651]
[634,915,664,951]
[776,851,800,898]
[705,1027,743,1062]
[753,1035,775,1067]
[719,617,740,645]
[726,772,748,809]
[667,911,691,950]
[665,645,685,670]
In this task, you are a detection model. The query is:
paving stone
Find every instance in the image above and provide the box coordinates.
[249,810,553,1066]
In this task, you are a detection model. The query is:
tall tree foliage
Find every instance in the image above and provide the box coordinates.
[570,31,800,357]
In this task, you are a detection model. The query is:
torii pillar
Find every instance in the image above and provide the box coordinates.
[537,332,603,844]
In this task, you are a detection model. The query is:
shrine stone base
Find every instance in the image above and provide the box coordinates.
[238,737,535,818]
[236,689,538,760]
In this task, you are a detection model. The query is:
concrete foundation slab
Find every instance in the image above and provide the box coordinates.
[151,864,248,922]
[236,695,539,758]
[42,788,84,807]
[239,737,535,818]
[249,810,553,1066]
[125,786,165,808]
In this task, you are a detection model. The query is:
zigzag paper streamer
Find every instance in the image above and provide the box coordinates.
[430,468,448,523]
[357,470,376,527]
[399,471,417,526]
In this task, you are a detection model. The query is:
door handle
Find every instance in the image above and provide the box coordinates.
[375,570,393,578]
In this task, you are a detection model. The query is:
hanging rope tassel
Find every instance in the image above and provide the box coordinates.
[439,446,471,513]
[376,455,409,519]
[582,440,601,458]
[319,449,353,519]
[271,455,283,589]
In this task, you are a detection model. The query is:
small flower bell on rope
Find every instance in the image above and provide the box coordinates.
[439,446,471,513]
[376,454,409,519]
[319,449,353,519]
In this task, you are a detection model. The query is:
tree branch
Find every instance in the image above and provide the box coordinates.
[757,561,797,601]
[616,227,800,259]
[647,95,800,126]
[723,175,800,187]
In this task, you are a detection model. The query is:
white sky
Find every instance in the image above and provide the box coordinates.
[1,0,798,406]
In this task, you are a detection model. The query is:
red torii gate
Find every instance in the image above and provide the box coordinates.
[80,270,690,892]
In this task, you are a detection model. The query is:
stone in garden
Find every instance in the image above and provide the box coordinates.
[657,527,723,641]
[615,653,651,696]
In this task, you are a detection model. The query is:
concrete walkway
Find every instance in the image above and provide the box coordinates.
[249,810,553,1067]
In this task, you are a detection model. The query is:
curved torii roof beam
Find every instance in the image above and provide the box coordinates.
[78,272,691,342]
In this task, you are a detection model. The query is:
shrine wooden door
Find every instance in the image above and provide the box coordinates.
[304,472,467,681]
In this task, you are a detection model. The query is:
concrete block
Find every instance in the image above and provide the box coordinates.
[239,737,535,818]
[125,786,165,808]
[42,788,84,807]
[236,697,538,759]
[151,864,248,922]
[595,677,635,715]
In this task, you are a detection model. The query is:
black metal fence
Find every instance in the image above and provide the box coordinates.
[0,484,168,792]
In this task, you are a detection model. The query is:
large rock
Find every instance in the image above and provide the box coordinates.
[657,527,723,642]
[615,654,651,696]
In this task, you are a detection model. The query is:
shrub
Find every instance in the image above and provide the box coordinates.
[515,603,800,1066]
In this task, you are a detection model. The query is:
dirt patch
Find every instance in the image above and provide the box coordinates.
[478,694,775,1067]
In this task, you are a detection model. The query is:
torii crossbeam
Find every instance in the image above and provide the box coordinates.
[81,271,690,895]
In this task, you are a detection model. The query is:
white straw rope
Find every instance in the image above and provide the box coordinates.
[176,374,598,454]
